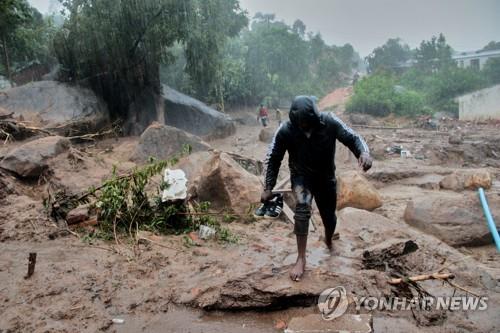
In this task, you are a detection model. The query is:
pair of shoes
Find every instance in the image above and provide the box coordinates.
[254,194,283,219]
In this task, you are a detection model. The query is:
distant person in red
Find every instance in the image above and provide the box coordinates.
[257,103,269,127]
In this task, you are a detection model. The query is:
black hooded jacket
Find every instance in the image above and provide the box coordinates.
[264,96,369,190]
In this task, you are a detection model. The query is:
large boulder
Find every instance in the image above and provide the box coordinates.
[403,193,498,247]
[336,171,382,211]
[0,81,109,134]
[162,85,235,139]
[132,122,211,163]
[176,151,261,213]
[0,136,70,177]
[439,169,492,191]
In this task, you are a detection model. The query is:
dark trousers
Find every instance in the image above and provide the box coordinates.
[292,177,337,236]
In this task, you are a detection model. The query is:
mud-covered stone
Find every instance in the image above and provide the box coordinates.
[403,193,498,247]
[0,136,70,177]
[132,122,211,163]
[337,171,382,211]
[66,205,90,225]
[439,169,492,191]
[258,127,275,143]
[176,151,261,213]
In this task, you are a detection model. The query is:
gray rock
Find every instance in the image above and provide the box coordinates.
[132,122,211,163]
[403,193,498,247]
[0,136,70,177]
[162,85,235,139]
[0,81,109,134]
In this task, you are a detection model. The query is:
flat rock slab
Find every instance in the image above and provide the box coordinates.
[285,314,372,333]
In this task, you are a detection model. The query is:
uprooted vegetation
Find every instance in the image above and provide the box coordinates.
[46,150,240,246]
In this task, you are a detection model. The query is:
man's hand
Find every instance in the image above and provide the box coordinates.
[358,152,373,172]
[261,189,273,203]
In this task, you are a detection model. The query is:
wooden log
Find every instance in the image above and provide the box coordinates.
[388,273,454,285]
[24,252,37,279]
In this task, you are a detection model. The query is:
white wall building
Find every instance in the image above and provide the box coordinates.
[458,84,500,121]
[453,49,500,70]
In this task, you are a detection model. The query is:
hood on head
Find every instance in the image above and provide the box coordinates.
[289,96,321,128]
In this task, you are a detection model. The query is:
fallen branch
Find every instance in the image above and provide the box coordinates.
[67,128,116,143]
[388,273,454,285]
[441,279,481,297]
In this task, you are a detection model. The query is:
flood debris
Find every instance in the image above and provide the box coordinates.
[24,252,37,279]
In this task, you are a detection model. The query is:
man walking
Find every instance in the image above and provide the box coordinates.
[261,96,373,281]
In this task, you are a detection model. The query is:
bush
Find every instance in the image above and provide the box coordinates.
[346,74,426,117]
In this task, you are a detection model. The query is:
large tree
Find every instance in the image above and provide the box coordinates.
[415,33,453,72]
[366,38,411,73]
[55,0,247,118]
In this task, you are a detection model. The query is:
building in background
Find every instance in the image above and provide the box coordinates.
[453,50,500,70]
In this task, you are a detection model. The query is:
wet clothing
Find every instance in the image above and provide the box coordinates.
[264,96,369,235]
[258,106,269,127]
[259,106,269,118]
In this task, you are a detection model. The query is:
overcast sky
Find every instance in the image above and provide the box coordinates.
[30,0,500,57]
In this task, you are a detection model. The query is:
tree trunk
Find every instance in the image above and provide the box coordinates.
[1,34,11,81]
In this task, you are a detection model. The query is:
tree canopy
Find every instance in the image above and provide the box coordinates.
[366,38,411,73]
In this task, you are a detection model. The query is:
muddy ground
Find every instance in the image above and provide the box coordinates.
[1,110,499,333]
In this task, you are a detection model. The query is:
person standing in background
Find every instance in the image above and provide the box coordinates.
[257,103,269,127]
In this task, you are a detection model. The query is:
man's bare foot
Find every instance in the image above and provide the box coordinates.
[290,257,306,281]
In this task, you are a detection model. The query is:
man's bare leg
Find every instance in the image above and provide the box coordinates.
[324,226,334,251]
[290,234,307,281]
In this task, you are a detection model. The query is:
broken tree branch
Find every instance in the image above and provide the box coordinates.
[388,273,455,285]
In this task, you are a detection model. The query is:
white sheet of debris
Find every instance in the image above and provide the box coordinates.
[161,169,188,202]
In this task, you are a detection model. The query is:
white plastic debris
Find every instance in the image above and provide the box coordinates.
[198,225,216,240]
[400,150,411,158]
[112,318,125,324]
[161,169,188,202]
